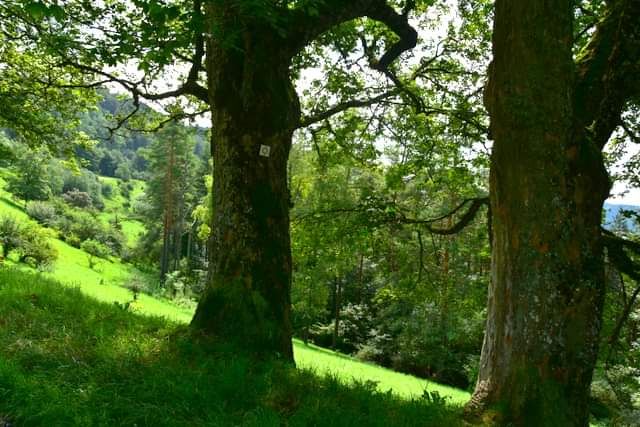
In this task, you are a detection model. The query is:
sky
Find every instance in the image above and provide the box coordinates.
[608,182,640,205]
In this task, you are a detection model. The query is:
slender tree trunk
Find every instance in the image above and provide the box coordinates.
[160,142,175,282]
[332,275,342,349]
[358,253,365,303]
[466,1,610,425]
[190,13,299,361]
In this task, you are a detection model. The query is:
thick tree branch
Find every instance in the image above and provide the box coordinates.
[60,60,208,104]
[621,120,640,144]
[124,109,209,134]
[574,0,640,149]
[4,0,209,106]
[398,197,489,235]
[286,1,418,73]
[602,229,640,280]
[601,229,640,350]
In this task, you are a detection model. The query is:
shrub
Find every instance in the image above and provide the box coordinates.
[0,216,23,257]
[101,182,114,198]
[63,189,93,208]
[26,201,57,226]
[53,215,73,238]
[115,164,132,181]
[61,169,104,210]
[164,270,185,297]
[65,234,82,248]
[81,239,111,269]
[80,239,111,259]
[119,181,134,199]
[97,227,126,255]
[17,224,57,269]
[71,212,102,242]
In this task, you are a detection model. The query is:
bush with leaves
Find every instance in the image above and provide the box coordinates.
[80,239,111,259]
[63,189,93,208]
[16,223,57,269]
[118,181,133,199]
[59,168,104,209]
[26,201,57,226]
[0,216,23,257]
[101,182,114,198]
[71,212,102,242]
[97,226,126,256]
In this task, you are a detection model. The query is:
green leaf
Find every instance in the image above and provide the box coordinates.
[25,2,48,21]
[48,5,66,21]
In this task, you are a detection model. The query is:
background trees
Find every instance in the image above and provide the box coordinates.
[138,124,205,282]
[6,150,54,206]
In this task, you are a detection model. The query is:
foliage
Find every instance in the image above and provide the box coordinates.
[26,201,57,226]
[80,239,111,259]
[0,215,22,257]
[62,188,93,208]
[6,149,53,204]
[0,215,57,268]
[0,34,98,156]
[136,123,207,280]
[289,140,489,388]
[15,223,58,268]
[57,166,104,210]
[101,182,114,199]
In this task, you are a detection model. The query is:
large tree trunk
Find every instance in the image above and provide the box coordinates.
[190,14,299,361]
[466,0,610,425]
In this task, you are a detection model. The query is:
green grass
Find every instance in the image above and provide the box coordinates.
[0,169,470,418]
[0,175,29,221]
[0,174,192,323]
[0,189,468,402]
[97,176,146,246]
[294,342,470,403]
[0,269,462,426]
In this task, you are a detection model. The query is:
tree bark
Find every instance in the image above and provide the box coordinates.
[466,0,610,425]
[190,12,299,361]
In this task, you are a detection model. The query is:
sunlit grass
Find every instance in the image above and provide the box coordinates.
[0,170,470,407]
[97,176,146,246]
[0,269,462,426]
[294,341,470,403]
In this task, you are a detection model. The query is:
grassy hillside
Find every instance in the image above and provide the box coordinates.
[97,176,146,246]
[0,269,462,426]
[0,167,471,418]
[0,171,196,322]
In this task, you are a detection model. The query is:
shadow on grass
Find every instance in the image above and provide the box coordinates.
[0,194,25,212]
[0,269,462,427]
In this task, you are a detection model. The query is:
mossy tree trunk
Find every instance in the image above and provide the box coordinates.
[190,15,300,361]
[466,0,613,424]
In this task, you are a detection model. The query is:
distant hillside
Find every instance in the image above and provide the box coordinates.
[603,203,640,231]
[76,90,209,180]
